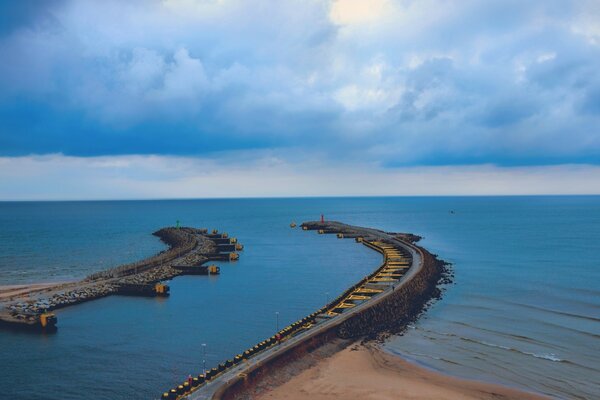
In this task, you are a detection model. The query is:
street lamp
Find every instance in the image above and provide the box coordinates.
[275,311,279,332]
[201,343,206,375]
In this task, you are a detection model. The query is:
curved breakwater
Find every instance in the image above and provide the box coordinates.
[169,220,447,400]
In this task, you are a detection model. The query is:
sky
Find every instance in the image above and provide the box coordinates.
[0,0,600,199]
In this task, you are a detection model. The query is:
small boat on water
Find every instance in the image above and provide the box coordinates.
[290,222,297,228]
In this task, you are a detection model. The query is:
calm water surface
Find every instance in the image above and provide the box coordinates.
[0,197,598,399]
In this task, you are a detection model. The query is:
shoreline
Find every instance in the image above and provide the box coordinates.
[379,346,553,399]
[253,342,550,400]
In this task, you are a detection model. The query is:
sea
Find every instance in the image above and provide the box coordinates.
[0,197,598,399]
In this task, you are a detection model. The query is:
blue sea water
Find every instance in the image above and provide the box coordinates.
[0,197,598,399]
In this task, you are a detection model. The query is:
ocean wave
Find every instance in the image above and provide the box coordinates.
[503,300,600,323]
[536,320,600,340]
[391,329,600,374]
[411,324,542,348]
[449,317,599,343]
[389,348,462,366]
[478,340,511,351]
[459,337,565,362]
[408,324,458,338]
[523,352,563,362]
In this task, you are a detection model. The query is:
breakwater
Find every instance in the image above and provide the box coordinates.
[0,227,241,331]
[165,220,446,400]
[86,227,206,280]
[337,245,445,338]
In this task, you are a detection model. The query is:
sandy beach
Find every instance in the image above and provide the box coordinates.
[255,344,549,400]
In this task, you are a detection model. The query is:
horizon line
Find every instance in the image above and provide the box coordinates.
[1,193,599,202]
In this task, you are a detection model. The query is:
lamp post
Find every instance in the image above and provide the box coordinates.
[201,343,206,375]
[275,311,279,332]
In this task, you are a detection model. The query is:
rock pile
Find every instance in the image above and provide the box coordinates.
[4,226,221,323]
[8,283,115,316]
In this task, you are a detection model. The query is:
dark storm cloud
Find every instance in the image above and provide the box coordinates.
[0,0,599,167]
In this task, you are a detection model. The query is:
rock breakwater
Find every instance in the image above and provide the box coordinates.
[0,227,229,330]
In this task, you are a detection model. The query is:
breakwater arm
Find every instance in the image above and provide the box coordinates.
[86,227,208,280]
[0,227,241,331]
[174,221,447,400]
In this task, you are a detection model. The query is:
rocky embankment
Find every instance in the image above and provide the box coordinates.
[86,227,212,280]
[2,227,218,324]
[336,246,449,338]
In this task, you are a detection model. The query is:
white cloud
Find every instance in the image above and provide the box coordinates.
[329,0,390,25]
[571,0,600,45]
[536,52,556,63]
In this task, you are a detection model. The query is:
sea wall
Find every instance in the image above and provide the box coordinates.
[337,245,442,338]
[214,328,343,400]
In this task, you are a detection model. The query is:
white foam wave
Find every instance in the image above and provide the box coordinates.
[461,337,564,362]
[524,352,563,362]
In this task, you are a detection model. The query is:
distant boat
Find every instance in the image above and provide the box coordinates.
[450,210,455,214]
[290,222,297,228]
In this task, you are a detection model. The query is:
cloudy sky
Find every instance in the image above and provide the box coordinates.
[1,0,599,199]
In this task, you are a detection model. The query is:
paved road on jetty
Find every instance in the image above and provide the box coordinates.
[185,221,423,400]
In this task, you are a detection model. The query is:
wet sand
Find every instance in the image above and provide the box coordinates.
[256,344,549,400]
